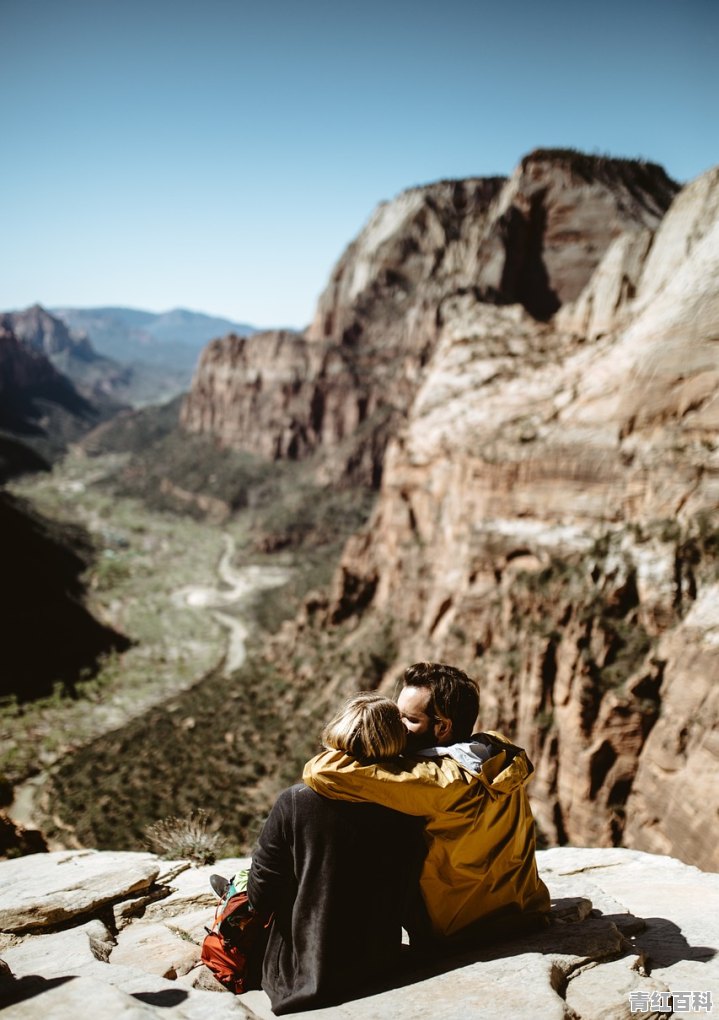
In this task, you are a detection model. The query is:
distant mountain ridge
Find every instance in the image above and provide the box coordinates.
[1,304,96,363]
[1,306,128,425]
[0,318,104,470]
[52,306,258,368]
[0,303,263,468]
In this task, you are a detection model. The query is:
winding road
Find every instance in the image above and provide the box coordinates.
[11,534,290,832]
[172,533,290,672]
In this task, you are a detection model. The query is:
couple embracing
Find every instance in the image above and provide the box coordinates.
[241,662,550,1014]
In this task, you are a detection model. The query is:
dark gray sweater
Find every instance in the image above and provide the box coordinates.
[247,783,424,1014]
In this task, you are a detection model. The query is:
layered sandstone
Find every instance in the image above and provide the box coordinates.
[181,332,350,459]
[182,152,678,484]
[310,164,719,870]
[308,151,676,341]
[181,151,715,868]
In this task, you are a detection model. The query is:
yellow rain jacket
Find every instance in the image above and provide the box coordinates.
[303,731,550,938]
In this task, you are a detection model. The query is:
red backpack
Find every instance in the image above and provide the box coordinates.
[201,887,272,994]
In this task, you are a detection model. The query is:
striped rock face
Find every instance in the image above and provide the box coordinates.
[181,152,679,487]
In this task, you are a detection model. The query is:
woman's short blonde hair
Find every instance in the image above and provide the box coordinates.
[321,692,406,762]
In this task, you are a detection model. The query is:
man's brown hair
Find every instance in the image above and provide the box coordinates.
[402,662,479,741]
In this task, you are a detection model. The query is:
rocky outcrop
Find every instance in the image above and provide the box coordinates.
[182,151,678,485]
[0,851,255,1018]
[181,329,395,486]
[2,305,135,414]
[622,586,719,865]
[1,847,717,1019]
[0,850,161,933]
[287,163,719,871]
[309,151,676,341]
[0,318,114,464]
[181,332,362,463]
[176,152,717,868]
[2,305,96,363]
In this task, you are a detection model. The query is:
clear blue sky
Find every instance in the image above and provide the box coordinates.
[1,0,716,329]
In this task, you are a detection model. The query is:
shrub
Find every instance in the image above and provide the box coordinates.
[145,809,224,864]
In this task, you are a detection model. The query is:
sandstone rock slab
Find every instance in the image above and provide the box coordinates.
[1,973,253,1019]
[111,921,201,979]
[565,957,671,1020]
[3,847,719,1020]
[1,925,252,1018]
[539,847,719,950]
[2,919,117,977]
[242,951,574,1020]
[0,850,160,933]
[142,857,250,921]
[1,975,162,1019]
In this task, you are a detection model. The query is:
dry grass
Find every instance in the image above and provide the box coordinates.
[145,809,224,864]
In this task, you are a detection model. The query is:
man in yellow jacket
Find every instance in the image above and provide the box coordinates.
[303,662,550,942]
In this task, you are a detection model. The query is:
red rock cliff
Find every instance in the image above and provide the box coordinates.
[313,165,719,870]
[182,151,719,869]
[182,151,678,484]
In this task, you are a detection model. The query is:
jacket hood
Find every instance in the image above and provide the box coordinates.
[417,730,535,794]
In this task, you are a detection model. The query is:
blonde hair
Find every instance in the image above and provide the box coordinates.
[321,692,406,762]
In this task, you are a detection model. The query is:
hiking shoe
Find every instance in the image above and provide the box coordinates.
[210,874,230,899]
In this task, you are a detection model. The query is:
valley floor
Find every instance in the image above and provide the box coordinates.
[2,450,298,845]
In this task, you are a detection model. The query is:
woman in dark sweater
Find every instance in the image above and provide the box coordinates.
[247,693,424,1015]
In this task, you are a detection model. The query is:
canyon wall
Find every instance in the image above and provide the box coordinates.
[0,306,129,429]
[182,152,678,485]
[184,151,717,869]
[0,321,101,464]
[308,165,719,869]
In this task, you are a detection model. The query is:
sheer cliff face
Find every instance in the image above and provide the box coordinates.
[182,152,678,482]
[322,165,719,870]
[181,331,331,460]
[182,151,718,869]
[179,331,386,481]
[308,152,676,342]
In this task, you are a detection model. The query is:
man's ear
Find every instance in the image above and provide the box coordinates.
[434,716,453,744]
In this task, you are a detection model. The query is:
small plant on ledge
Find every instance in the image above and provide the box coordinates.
[145,809,224,865]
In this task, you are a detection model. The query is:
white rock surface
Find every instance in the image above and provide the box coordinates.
[0,850,160,933]
[1,973,252,1019]
[1,847,717,1019]
[110,921,201,978]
